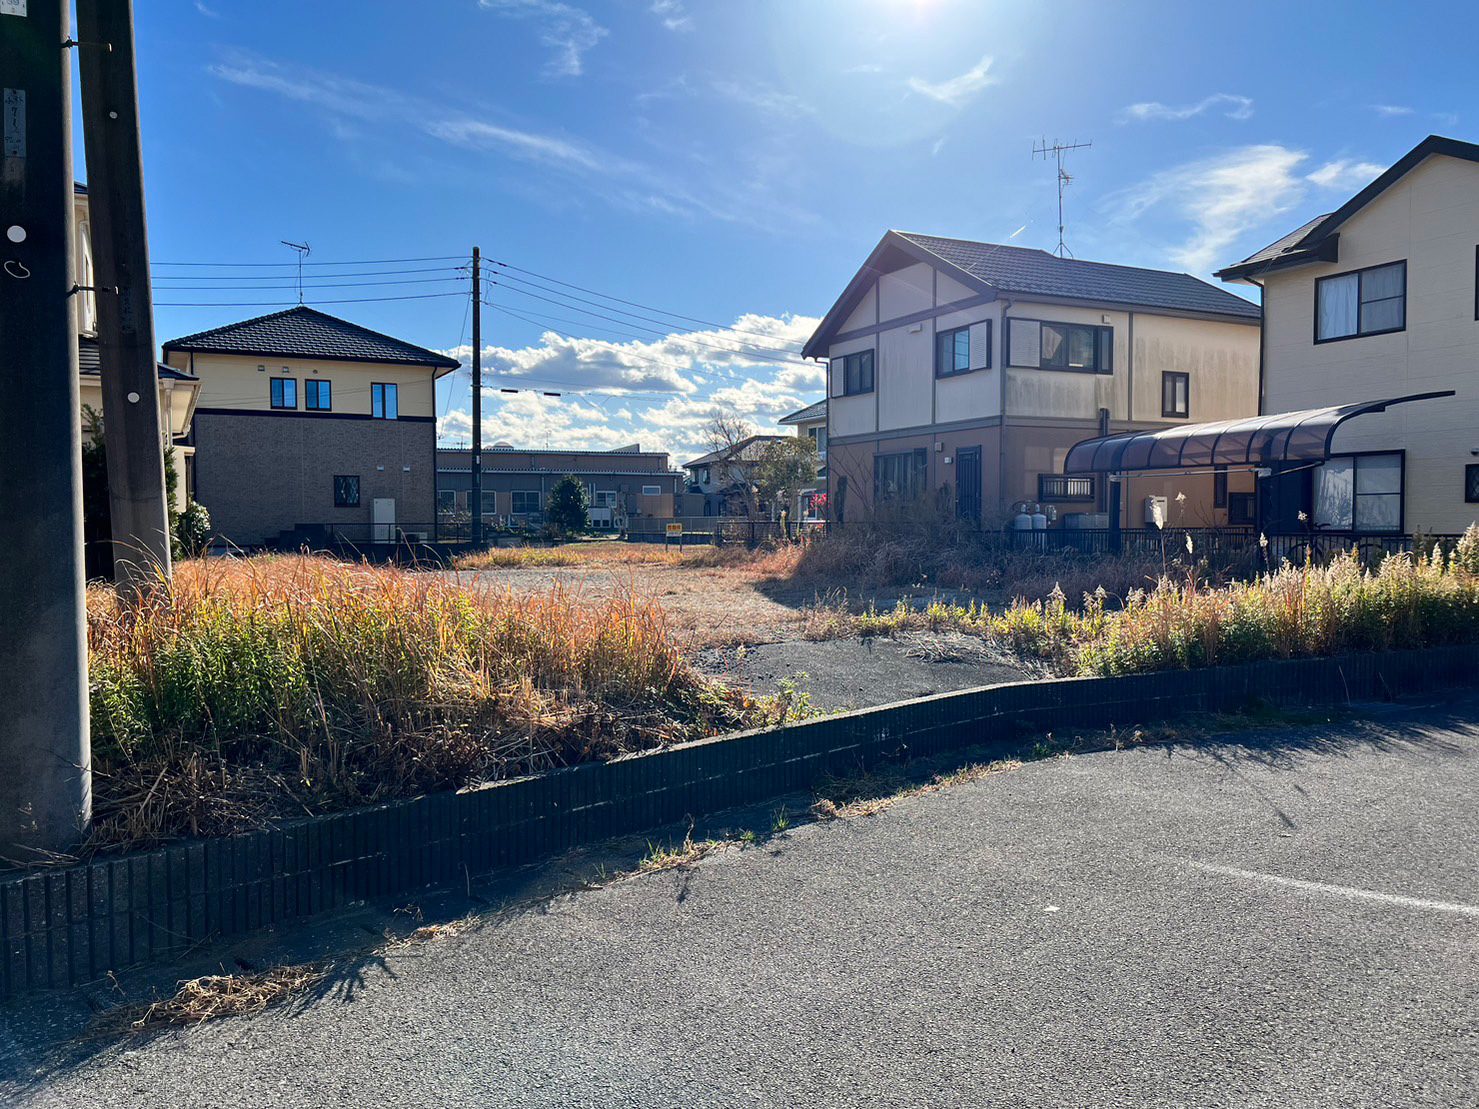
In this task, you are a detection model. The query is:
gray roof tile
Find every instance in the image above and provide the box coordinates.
[898,232,1261,319]
[163,306,460,369]
[779,399,826,424]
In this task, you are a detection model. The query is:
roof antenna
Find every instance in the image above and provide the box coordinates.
[281,240,311,304]
[1031,138,1092,258]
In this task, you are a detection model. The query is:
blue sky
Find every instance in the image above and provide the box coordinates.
[110,0,1478,462]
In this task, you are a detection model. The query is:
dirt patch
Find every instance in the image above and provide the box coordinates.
[692,632,1041,711]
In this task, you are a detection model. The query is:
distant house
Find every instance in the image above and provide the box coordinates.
[72,184,200,511]
[1213,134,1479,536]
[162,307,460,547]
[778,399,827,520]
[435,444,684,531]
[683,434,787,517]
[802,231,1262,529]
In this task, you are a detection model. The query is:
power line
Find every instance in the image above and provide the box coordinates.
[152,275,469,292]
[152,265,466,282]
[487,259,805,348]
[152,254,466,267]
[155,291,469,308]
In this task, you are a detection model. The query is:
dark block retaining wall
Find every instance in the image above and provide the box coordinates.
[3,646,1476,998]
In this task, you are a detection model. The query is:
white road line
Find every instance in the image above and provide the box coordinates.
[1188,861,1479,919]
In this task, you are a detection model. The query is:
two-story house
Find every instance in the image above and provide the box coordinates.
[162,306,460,547]
[435,444,684,531]
[802,231,1262,528]
[778,399,827,520]
[1214,134,1479,537]
[72,183,200,510]
[683,434,787,517]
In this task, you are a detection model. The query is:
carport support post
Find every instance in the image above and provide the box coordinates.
[77,0,173,595]
[0,0,93,860]
[1109,473,1123,554]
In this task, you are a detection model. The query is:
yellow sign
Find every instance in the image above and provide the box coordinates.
[666,523,684,537]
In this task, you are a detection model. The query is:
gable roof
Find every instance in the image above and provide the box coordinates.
[163,306,461,372]
[779,399,826,425]
[802,231,1259,358]
[683,434,786,469]
[1216,135,1479,282]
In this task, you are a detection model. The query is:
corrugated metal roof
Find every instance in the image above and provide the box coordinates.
[898,233,1261,319]
[164,306,460,369]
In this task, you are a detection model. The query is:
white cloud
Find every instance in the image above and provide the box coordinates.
[1370,104,1415,117]
[711,81,813,119]
[436,313,823,460]
[1121,93,1254,122]
[906,55,997,107]
[650,0,693,31]
[1306,159,1385,191]
[477,0,608,78]
[424,119,604,173]
[1114,144,1310,272]
[195,2,221,16]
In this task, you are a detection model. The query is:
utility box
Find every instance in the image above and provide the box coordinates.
[372,498,396,543]
[1144,495,1168,526]
[1062,512,1109,529]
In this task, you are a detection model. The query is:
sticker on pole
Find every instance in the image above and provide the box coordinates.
[0,2,27,17]
[3,90,23,158]
[666,523,683,537]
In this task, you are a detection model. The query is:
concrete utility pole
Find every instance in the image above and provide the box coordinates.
[76,0,172,595]
[471,245,483,546]
[0,0,93,860]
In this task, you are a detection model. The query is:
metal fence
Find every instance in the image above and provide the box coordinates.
[1005,526,1465,567]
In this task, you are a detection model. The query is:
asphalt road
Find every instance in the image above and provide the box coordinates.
[4,698,1478,1107]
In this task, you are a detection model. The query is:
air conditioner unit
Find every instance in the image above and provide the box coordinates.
[403,531,428,543]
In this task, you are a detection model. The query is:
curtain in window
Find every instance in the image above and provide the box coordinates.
[1359,263,1404,332]
[1317,273,1359,340]
[1040,324,1066,367]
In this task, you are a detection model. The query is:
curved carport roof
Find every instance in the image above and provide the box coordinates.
[1063,392,1454,475]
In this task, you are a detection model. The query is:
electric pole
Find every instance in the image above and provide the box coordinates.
[76,0,172,595]
[470,246,483,547]
[0,0,93,860]
[1032,137,1092,258]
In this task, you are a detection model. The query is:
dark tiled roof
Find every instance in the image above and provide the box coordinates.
[779,399,826,425]
[897,233,1261,319]
[1224,214,1333,271]
[163,306,460,369]
[79,336,196,381]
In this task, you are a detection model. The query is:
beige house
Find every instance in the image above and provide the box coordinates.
[778,399,827,520]
[1215,134,1479,536]
[72,184,199,510]
[435,445,683,531]
[162,307,459,547]
[802,232,1262,528]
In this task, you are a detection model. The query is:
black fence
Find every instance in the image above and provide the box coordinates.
[2,644,1477,998]
[1006,526,1465,567]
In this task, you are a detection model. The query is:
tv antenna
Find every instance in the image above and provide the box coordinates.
[280,240,311,304]
[1031,138,1092,257]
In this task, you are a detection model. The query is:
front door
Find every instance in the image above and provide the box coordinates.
[956,447,982,524]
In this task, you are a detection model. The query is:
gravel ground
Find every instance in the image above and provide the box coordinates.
[693,631,1044,709]
[6,697,1478,1108]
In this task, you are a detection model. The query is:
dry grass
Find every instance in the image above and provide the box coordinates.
[635,824,728,874]
[84,555,762,854]
[453,540,805,578]
[811,759,1025,821]
[95,963,327,1032]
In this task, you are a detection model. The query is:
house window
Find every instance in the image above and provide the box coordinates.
[1465,464,1479,504]
[840,350,875,396]
[935,324,979,377]
[1315,261,1406,342]
[808,425,828,458]
[874,449,928,503]
[511,490,540,514]
[270,378,297,409]
[333,475,360,508]
[1228,492,1256,525]
[642,485,661,496]
[1214,465,1228,509]
[594,490,618,508]
[1008,318,1112,374]
[1038,475,1095,502]
[371,383,399,419]
[481,491,497,517]
[1161,372,1189,418]
[1312,452,1402,532]
[305,379,332,411]
[436,489,457,513]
